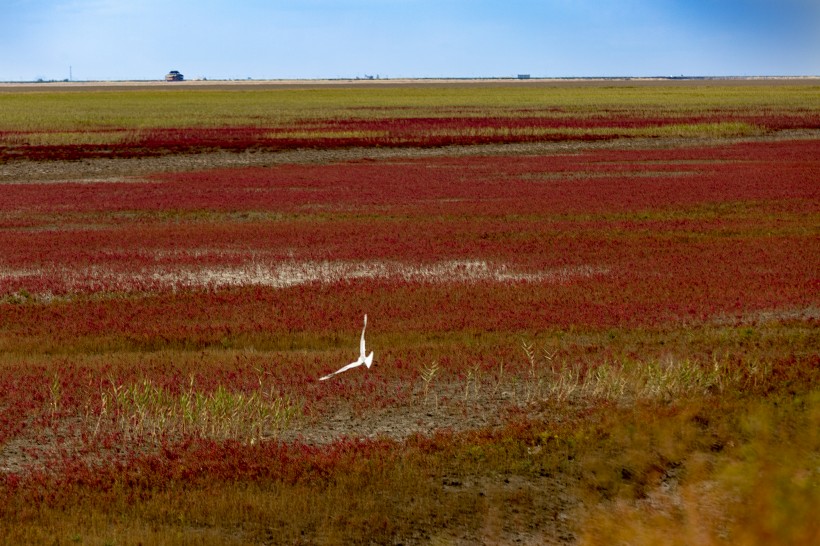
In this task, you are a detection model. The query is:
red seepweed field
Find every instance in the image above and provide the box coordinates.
[0,80,819,544]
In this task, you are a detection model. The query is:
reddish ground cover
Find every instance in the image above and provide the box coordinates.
[0,133,818,543]
[1,111,817,161]
[0,138,816,388]
[1,140,816,321]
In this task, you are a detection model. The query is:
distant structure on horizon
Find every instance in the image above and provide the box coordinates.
[165,70,184,82]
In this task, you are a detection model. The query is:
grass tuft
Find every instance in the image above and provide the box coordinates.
[98,376,298,444]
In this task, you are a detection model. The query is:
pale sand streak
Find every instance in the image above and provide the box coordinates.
[149,260,608,289]
[1,260,608,294]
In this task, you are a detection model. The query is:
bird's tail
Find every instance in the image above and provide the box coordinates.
[364,352,374,368]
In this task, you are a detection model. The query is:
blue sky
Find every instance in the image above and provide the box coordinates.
[2,0,818,81]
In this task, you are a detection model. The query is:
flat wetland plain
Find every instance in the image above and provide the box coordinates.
[0,79,818,544]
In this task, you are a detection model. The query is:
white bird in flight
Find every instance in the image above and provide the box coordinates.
[319,314,374,381]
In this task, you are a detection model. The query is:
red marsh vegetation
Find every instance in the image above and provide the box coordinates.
[0,82,818,544]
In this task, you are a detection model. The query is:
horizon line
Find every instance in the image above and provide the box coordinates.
[2,74,819,86]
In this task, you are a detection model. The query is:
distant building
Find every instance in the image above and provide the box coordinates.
[165,70,184,82]
[517,74,531,79]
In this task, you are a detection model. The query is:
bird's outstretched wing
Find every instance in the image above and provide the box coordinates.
[318,358,364,381]
[359,314,368,358]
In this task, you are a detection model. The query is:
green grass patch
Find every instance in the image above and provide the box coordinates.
[1,83,817,131]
